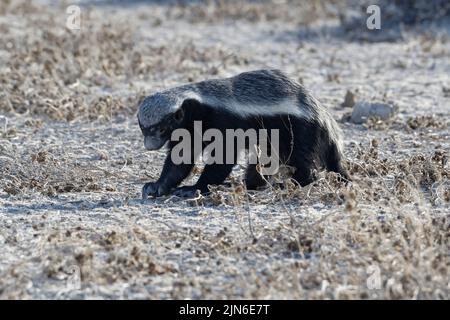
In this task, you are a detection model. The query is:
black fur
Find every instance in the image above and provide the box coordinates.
[141,99,349,198]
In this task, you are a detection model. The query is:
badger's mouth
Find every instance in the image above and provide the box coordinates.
[144,135,166,150]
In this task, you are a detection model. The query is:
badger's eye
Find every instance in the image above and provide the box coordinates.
[159,128,166,134]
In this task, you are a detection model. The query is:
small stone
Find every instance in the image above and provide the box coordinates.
[350,101,397,124]
[341,90,356,108]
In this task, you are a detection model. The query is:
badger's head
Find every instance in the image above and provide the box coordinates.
[137,92,185,150]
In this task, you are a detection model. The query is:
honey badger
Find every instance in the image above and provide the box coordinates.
[138,69,349,199]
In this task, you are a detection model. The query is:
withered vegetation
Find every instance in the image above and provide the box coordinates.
[0,0,449,299]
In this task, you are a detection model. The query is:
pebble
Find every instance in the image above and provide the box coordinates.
[350,101,397,124]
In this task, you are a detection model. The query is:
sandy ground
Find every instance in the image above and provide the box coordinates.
[0,1,449,299]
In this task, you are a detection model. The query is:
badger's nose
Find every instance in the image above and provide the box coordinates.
[144,135,163,150]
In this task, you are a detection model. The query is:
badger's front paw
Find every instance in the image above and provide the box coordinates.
[142,182,170,199]
[172,186,202,198]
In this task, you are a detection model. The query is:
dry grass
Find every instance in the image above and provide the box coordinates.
[0,0,449,299]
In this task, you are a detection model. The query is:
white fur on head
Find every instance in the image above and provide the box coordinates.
[138,89,197,128]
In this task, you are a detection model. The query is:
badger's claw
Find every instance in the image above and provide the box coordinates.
[142,182,157,199]
[142,182,169,199]
[172,186,202,198]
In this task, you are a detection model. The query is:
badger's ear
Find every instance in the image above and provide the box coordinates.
[178,98,199,121]
[174,108,184,123]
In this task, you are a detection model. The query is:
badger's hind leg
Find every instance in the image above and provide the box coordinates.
[325,142,351,182]
[245,164,267,190]
[285,134,318,187]
[290,157,317,187]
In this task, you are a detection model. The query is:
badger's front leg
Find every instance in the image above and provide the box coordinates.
[173,163,235,197]
[142,154,194,199]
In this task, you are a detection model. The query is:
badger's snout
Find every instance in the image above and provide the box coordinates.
[144,135,166,150]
